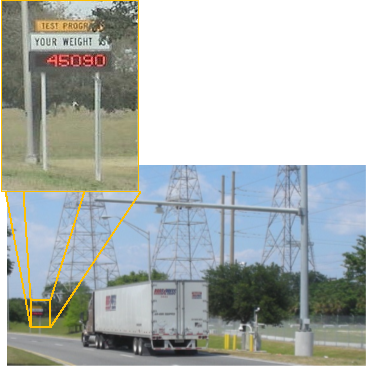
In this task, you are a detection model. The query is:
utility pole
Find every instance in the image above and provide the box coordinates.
[21,1,38,163]
[295,165,313,356]
[229,171,235,264]
[220,175,225,265]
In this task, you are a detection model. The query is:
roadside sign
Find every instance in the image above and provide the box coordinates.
[32,306,43,316]
[30,33,111,51]
[35,20,95,33]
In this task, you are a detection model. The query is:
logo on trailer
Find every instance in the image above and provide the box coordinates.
[105,295,116,311]
[192,292,202,299]
[154,289,176,295]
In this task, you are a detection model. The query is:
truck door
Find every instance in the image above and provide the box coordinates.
[152,282,179,338]
[182,282,208,338]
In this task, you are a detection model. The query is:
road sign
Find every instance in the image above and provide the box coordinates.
[32,306,43,316]
[35,20,95,32]
[29,51,112,72]
[30,33,111,51]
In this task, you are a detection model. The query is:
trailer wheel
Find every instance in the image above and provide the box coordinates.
[95,334,100,349]
[138,338,144,355]
[133,338,138,355]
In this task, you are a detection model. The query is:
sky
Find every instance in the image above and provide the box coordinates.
[4,165,366,300]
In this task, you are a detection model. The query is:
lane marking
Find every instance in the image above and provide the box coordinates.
[218,354,288,365]
[55,343,63,346]
[120,353,134,358]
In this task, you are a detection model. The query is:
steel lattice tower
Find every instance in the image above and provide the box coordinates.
[45,192,120,294]
[261,165,316,272]
[152,166,216,279]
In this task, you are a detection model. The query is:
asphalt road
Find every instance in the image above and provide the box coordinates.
[7,333,286,366]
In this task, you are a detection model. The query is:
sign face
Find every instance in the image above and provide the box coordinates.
[35,20,95,33]
[30,33,111,51]
[32,306,43,316]
[29,51,112,72]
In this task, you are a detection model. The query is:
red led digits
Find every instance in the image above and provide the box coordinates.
[45,54,107,68]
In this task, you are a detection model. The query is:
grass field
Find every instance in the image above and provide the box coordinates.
[198,334,366,365]
[7,346,61,365]
[2,108,138,191]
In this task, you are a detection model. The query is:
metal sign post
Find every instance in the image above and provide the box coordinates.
[94,72,102,181]
[41,72,47,170]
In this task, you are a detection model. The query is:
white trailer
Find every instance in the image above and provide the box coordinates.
[81,280,209,355]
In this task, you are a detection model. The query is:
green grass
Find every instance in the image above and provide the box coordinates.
[258,324,365,344]
[2,108,138,191]
[9,317,81,338]
[7,346,61,365]
[198,334,366,365]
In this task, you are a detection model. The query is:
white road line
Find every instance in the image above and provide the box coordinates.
[10,337,17,339]
[54,343,63,346]
[31,340,38,343]
[219,354,288,365]
[120,353,134,358]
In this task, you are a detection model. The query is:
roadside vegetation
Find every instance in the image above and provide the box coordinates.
[7,346,61,365]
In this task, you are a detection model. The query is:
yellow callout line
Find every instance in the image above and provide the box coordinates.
[5,193,31,321]
[50,192,85,301]
[23,192,32,320]
[51,191,141,326]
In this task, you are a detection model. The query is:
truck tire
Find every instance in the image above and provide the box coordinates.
[133,338,138,355]
[138,338,144,356]
[98,335,105,349]
[95,334,100,349]
[82,334,89,347]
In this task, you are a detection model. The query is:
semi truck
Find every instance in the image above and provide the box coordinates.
[81,280,209,355]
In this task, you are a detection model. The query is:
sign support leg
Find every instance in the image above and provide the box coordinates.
[41,72,47,171]
[94,72,102,181]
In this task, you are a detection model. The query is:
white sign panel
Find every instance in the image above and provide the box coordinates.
[30,33,111,51]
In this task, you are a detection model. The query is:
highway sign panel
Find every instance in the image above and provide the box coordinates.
[30,33,111,51]
[35,20,95,32]
[32,306,43,316]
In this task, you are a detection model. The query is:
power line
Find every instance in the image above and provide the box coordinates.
[310,199,365,215]
[313,169,366,188]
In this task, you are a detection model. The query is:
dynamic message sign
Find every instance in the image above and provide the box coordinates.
[29,51,112,72]
[30,33,111,51]
[32,306,44,316]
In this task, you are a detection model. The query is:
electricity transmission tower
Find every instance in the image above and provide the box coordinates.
[152,165,216,279]
[44,192,120,296]
[261,165,316,272]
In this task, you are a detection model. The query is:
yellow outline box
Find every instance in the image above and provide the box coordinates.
[29,299,52,328]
